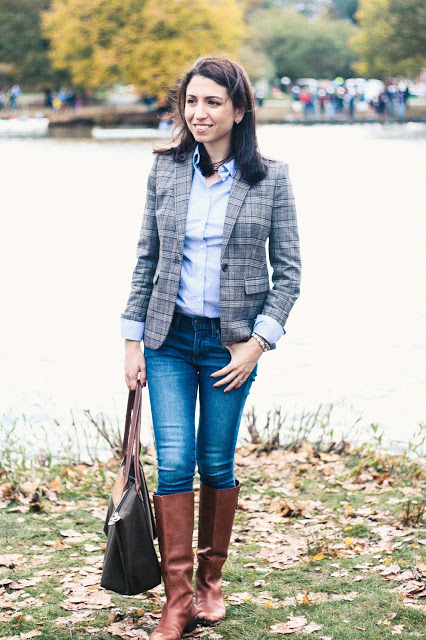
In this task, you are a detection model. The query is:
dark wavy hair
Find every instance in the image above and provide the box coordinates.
[155,56,268,185]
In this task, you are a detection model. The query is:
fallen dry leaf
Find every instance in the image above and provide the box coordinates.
[270,615,308,634]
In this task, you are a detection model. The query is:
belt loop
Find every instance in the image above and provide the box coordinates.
[174,311,182,330]
[212,318,219,337]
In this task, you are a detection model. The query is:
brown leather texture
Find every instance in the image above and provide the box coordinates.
[150,491,197,640]
[196,481,241,624]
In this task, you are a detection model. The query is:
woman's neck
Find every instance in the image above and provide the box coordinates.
[204,140,232,165]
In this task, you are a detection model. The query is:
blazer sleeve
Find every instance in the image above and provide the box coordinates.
[121,154,160,323]
[261,162,301,328]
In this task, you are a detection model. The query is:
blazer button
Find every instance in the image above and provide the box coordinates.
[222,263,228,272]
[174,257,180,264]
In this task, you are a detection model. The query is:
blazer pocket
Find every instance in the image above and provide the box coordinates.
[245,277,270,295]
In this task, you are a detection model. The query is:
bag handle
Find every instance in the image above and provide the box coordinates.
[122,381,144,497]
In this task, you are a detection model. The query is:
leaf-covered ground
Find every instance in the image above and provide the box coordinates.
[0,442,425,639]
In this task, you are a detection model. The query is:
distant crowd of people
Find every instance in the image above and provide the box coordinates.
[0,84,82,112]
[287,81,410,119]
[0,79,414,121]
[369,84,410,118]
[44,87,82,111]
[0,84,22,110]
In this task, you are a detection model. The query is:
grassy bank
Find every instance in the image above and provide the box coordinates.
[0,425,425,639]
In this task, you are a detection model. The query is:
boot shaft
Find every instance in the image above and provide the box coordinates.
[154,491,195,587]
[197,481,240,564]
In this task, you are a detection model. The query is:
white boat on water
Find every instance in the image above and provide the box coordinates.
[0,116,49,137]
[92,126,173,140]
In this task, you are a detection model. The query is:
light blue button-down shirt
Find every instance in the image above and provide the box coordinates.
[121,146,284,346]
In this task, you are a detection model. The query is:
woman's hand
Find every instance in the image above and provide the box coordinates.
[211,337,263,392]
[124,340,146,390]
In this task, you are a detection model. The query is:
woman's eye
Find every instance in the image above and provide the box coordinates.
[186,99,195,104]
[209,101,220,106]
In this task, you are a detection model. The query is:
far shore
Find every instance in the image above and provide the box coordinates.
[2,97,426,127]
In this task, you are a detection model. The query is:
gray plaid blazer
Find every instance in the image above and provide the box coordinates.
[122,151,301,350]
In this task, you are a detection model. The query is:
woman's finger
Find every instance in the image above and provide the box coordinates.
[213,369,239,387]
[125,367,138,390]
[214,368,247,389]
[224,375,244,393]
[210,362,233,378]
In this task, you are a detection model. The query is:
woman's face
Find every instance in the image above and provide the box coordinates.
[184,75,244,151]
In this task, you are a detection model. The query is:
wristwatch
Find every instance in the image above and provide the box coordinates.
[251,332,271,352]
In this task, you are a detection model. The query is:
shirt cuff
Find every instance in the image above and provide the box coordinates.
[253,314,285,346]
[121,318,145,341]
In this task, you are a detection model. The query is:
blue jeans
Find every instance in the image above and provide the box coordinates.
[144,311,257,495]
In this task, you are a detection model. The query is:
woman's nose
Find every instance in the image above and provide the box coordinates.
[194,102,207,119]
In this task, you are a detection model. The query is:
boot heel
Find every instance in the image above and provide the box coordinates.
[197,617,219,627]
[183,617,198,634]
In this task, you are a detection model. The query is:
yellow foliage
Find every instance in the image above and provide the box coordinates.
[42,0,245,95]
[350,0,426,78]
[126,0,246,100]
[350,0,393,77]
[42,0,139,89]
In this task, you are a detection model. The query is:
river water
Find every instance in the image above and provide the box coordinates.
[1,123,425,458]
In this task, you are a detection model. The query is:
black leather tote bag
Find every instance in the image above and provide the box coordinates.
[101,381,161,595]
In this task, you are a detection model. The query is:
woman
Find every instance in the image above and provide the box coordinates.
[121,56,301,640]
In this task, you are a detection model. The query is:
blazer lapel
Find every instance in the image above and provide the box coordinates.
[221,168,250,260]
[174,154,194,256]
[173,155,250,260]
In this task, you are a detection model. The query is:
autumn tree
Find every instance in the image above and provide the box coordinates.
[328,0,359,22]
[42,0,245,96]
[0,0,68,87]
[350,0,426,78]
[250,8,358,81]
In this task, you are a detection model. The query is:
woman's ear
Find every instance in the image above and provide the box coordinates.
[234,108,245,125]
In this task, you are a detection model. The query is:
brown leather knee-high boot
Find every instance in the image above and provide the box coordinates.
[195,481,240,626]
[150,492,197,640]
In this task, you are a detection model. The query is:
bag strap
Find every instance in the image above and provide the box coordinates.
[122,381,144,496]
[121,389,135,459]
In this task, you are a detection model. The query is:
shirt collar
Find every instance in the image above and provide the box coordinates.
[193,145,237,179]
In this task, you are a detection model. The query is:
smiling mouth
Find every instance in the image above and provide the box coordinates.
[193,124,213,131]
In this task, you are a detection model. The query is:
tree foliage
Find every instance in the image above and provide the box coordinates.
[42,0,245,96]
[0,0,68,87]
[251,8,358,81]
[328,0,359,22]
[350,0,426,78]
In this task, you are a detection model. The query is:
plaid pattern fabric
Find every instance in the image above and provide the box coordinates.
[122,152,301,349]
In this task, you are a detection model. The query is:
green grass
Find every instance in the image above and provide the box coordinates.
[0,442,425,639]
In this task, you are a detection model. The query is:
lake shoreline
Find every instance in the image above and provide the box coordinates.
[2,101,426,127]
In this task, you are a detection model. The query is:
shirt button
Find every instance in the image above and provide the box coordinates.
[222,263,228,272]
[198,270,202,275]
[197,297,201,302]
